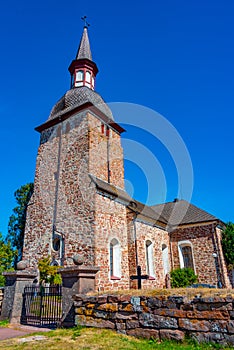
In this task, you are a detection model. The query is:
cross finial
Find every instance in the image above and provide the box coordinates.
[81,16,90,28]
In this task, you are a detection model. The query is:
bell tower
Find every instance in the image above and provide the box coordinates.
[22,20,125,269]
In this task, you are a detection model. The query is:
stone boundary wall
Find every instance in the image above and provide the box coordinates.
[74,294,234,346]
[0,288,4,316]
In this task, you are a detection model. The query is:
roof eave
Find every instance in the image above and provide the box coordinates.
[35,102,125,134]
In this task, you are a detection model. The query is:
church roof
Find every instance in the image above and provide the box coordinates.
[76,26,92,61]
[47,86,114,121]
[89,175,219,230]
[151,199,218,228]
[89,174,168,228]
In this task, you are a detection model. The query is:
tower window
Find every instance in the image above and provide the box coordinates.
[86,71,91,82]
[110,238,121,279]
[85,70,91,88]
[101,123,110,137]
[53,237,60,252]
[146,240,155,278]
[75,70,84,87]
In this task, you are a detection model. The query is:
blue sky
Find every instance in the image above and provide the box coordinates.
[0,0,233,236]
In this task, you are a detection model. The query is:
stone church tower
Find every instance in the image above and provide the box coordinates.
[23,25,129,285]
[23,25,232,291]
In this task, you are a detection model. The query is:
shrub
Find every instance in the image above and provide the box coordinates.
[170,267,198,288]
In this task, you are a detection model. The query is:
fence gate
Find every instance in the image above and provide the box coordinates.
[21,285,62,328]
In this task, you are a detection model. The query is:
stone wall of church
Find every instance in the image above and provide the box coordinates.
[170,223,230,287]
[94,194,130,291]
[134,220,170,289]
[126,209,170,289]
[23,111,97,267]
[88,113,124,189]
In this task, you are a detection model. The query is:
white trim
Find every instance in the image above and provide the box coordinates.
[178,240,196,273]
[162,244,170,275]
[109,238,121,279]
[145,240,155,277]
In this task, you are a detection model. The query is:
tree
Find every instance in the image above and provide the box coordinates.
[0,233,15,286]
[38,257,62,285]
[7,183,34,266]
[221,222,234,269]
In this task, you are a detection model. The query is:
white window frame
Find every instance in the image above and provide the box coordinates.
[178,240,196,273]
[162,244,170,276]
[110,238,121,279]
[146,240,155,278]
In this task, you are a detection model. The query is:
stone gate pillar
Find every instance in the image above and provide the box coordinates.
[59,265,99,327]
[0,270,37,324]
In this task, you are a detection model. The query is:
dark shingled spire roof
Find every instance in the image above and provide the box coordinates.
[76,26,92,61]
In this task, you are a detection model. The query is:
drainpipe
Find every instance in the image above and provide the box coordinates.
[166,223,174,271]
[52,125,65,265]
[214,223,226,288]
[53,225,65,266]
[211,223,223,288]
[107,126,111,183]
[133,213,139,269]
[169,229,174,271]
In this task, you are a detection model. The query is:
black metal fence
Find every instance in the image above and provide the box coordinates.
[21,285,62,328]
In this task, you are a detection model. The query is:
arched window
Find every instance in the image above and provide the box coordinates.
[53,237,60,252]
[162,244,170,275]
[178,241,195,271]
[75,70,84,87]
[110,238,121,279]
[146,240,155,278]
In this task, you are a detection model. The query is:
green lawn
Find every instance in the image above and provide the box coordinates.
[0,327,232,350]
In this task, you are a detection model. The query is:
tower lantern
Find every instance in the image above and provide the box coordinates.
[68,20,98,90]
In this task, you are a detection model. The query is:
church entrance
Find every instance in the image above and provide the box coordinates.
[21,285,62,328]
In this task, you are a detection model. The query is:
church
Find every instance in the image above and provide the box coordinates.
[22,23,232,291]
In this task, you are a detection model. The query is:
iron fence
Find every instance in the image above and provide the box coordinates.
[21,285,62,328]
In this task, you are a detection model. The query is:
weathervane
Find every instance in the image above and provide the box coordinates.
[81,16,90,28]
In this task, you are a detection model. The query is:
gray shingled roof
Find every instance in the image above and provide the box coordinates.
[89,174,168,227]
[151,200,218,227]
[47,86,114,121]
[76,27,92,61]
[89,175,219,230]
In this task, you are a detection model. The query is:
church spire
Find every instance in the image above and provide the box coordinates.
[68,18,98,90]
[76,26,92,61]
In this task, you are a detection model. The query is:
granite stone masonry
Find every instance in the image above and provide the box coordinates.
[74,294,234,345]
[0,288,4,316]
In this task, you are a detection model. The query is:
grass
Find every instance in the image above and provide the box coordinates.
[0,327,233,350]
[91,288,234,299]
[28,296,62,317]
[0,319,9,327]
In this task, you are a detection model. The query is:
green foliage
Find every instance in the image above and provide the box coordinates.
[0,232,15,286]
[38,256,62,286]
[7,183,34,266]
[170,267,198,288]
[221,222,234,268]
[0,319,9,327]
[71,325,82,340]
